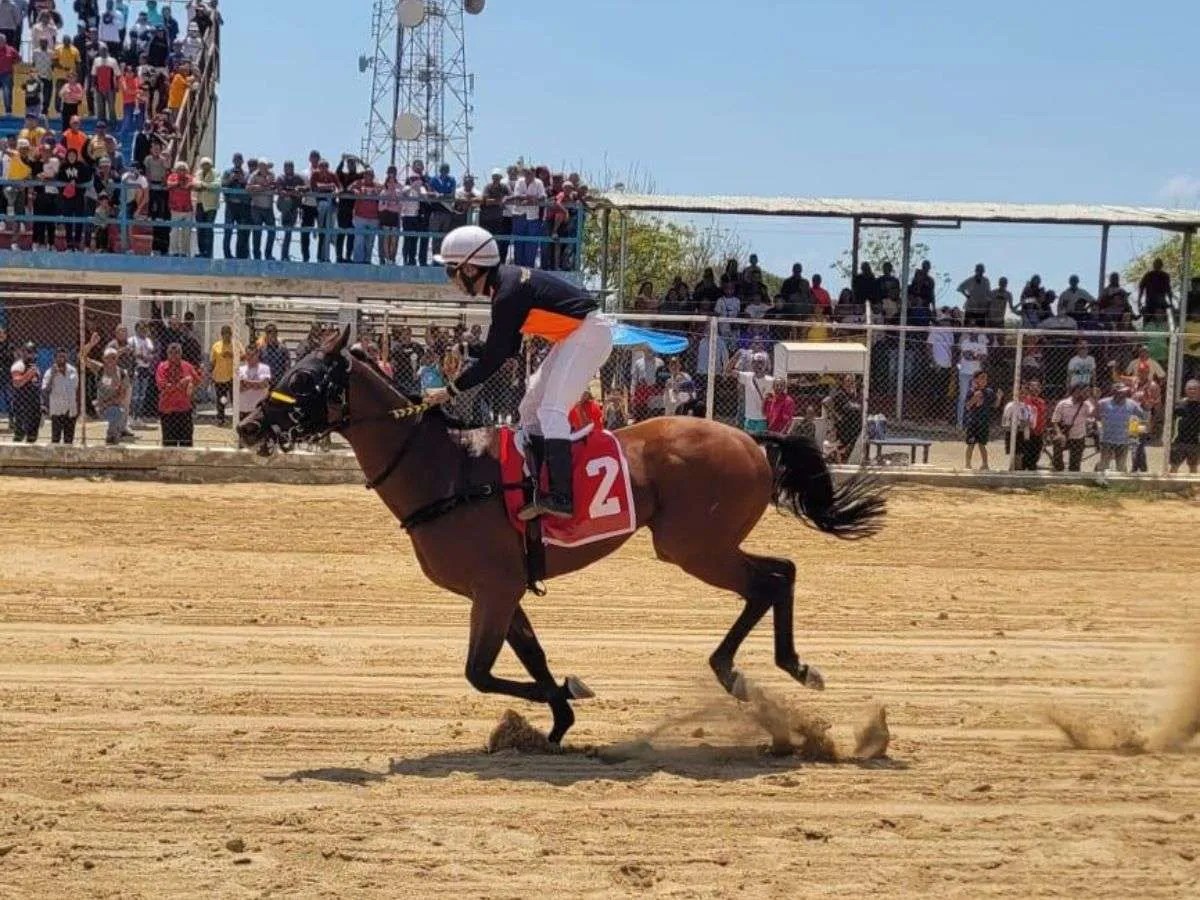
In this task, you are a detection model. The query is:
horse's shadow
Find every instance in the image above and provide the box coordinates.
[264,744,906,788]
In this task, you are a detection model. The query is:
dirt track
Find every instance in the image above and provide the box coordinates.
[0,478,1197,898]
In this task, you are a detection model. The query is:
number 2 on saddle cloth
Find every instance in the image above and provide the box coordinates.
[498,425,636,549]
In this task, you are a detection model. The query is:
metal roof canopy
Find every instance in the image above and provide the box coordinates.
[597,193,1200,230]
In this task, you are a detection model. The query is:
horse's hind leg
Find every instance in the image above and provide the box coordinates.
[671,550,823,697]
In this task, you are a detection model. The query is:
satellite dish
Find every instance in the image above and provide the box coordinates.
[398,0,426,27]
[464,0,486,13]
[394,113,424,141]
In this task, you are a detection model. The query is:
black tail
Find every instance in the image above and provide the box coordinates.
[755,432,886,540]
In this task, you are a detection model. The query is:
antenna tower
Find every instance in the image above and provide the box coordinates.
[360,0,478,173]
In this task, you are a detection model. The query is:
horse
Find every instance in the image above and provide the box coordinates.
[237,325,885,743]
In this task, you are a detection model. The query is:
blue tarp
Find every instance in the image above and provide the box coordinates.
[610,323,690,355]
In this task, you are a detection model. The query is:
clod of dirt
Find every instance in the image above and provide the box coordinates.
[225,837,245,853]
[1048,706,1148,754]
[691,727,706,739]
[487,709,556,754]
[82,860,94,870]
[743,680,838,761]
[853,704,890,760]
[614,862,659,889]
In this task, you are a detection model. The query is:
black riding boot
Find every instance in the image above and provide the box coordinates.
[540,438,575,519]
[518,434,546,521]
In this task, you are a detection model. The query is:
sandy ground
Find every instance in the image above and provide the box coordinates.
[0,478,1197,898]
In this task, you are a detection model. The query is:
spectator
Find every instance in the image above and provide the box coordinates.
[1017,274,1045,327]
[511,166,545,267]
[297,150,322,262]
[663,357,695,416]
[143,138,170,254]
[350,166,380,264]
[630,345,662,420]
[744,289,770,319]
[988,276,1012,329]
[693,267,721,310]
[57,147,91,251]
[41,347,80,444]
[256,323,290,386]
[727,352,774,434]
[188,156,219,258]
[956,329,989,427]
[603,388,629,430]
[1098,272,1132,329]
[632,280,658,312]
[221,152,249,259]
[1049,382,1095,472]
[87,343,131,445]
[1059,274,1095,319]
[274,159,305,262]
[479,168,510,259]
[910,260,936,312]
[763,378,796,433]
[1137,258,1173,325]
[568,389,603,431]
[160,3,180,43]
[155,342,197,447]
[57,70,84,130]
[1001,385,1033,465]
[823,374,862,463]
[958,263,991,328]
[310,157,339,263]
[0,33,18,115]
[166,160,193,257]
[1169,379,1200,474]
[0,1,20,49]
[130,320,155,424]
[166,60,193,115]
[235,344,271,440]
[427,162,456,255]
[715,280,741,342]
[98,1,123,55]
[10,341,41,443]
[852,262,880,313]
[90,43,117,120]
[877,261,900,304]
[0,326,10,426]
[334,153,363,263]
[962,370,1001,471]
[1066,339,1096,389]
[926,310,955,421]
[1095,383,1144,473]
[208,323,236,427]
[247,158,277,261]
[31,38,53,112]
[119,62,140,130]
[387,324,423,395]
[377,166,402,264]
[179,22,203,66]
[1123,344,1166,383]
[1019,379,1047,470]
[779,263,811,309]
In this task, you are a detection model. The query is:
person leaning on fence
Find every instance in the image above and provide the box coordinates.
[963,370,1002,472]
[155,342,198,448]
[235,344,271,446]
[87,343,132,445]
[1050,382,1095,473]
[40,348,79,445]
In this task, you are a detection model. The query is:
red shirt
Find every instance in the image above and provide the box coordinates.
[352,182,380,220]
[120,73,140,99]
[764,392,796,433]
[0,45,18,76]
[569,398,603,432]
[811,285,832,310]
[166,172,193,212]
[156,360,199,413]
[1025,396,1048,435]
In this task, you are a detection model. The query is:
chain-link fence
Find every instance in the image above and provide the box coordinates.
[1,298,1193,477]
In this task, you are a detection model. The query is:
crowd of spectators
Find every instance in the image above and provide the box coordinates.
[0,1,217,250]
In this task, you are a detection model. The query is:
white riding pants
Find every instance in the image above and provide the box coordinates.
[519,313,613,440]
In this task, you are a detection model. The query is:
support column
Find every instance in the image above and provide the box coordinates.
[231,295,242,443]
[705,315,718,420]
[617,213,629,311]
[850,216,861,290]
[599,207,611,309]
[1007,330,1025,472]
[1162,229,1192,471]
[1097,224,1110,298]
[895,220,913,421]
[859,314,873,467]
[78,298,88,447]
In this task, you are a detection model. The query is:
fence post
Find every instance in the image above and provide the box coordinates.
[1160,330,1179,476]
[705,315,718,420]
[78,297,88,447]
[1007,329,1025,471]
[859,318,873,467]
[231,295,242,445]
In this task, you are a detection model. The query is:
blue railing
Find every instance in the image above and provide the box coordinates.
[0,180,587,272]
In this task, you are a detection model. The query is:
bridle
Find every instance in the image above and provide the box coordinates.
[262,353,434,490]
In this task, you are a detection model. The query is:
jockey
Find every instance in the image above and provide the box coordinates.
[426,225,614,520]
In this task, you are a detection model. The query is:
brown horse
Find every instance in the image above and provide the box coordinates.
[237,326,885,743]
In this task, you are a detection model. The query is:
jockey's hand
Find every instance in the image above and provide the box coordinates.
[424,388,452,406]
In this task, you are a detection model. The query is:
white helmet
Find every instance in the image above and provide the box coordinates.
[434,225,501,268]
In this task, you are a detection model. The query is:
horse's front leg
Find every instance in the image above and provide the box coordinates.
[506,605,592,744]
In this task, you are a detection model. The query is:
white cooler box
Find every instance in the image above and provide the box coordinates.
[773,341,868,376]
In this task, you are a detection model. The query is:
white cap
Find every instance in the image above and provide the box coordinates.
[434,225,501,267]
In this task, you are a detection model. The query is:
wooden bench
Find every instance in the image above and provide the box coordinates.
[869,437,933,465]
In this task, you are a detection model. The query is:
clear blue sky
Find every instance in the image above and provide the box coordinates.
[166,2,1200,296]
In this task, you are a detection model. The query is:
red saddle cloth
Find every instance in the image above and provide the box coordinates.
[498,426,636,548]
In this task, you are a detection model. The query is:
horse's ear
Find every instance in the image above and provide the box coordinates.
[322,324,351,357]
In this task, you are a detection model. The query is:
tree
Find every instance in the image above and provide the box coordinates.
[1123,233,1200,289]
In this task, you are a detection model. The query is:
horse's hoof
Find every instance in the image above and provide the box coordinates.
[565,675,594,700]
[731,670,750,702]
[804,666,826,692]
